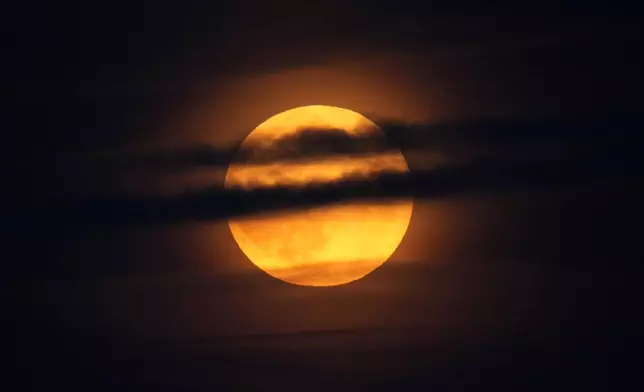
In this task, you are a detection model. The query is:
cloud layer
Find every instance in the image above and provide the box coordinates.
[6,115,641,226]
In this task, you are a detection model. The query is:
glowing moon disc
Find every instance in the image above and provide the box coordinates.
[225,105,413,286]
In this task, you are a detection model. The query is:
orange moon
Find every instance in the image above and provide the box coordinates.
[225,105,413,286]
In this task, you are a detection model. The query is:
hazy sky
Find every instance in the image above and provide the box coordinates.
[7,2,643,390]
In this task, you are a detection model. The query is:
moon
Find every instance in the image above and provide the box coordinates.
[225,105,413,286]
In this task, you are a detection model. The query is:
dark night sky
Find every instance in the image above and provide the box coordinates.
[6,1,644,390]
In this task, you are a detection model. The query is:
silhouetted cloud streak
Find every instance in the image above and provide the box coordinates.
[36,115,641,172]
[7,127,640,227]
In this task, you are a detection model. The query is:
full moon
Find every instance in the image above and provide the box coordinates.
[225,105,413,286]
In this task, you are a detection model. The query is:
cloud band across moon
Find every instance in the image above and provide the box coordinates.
[6,115,641,227]
[18,116,639,171]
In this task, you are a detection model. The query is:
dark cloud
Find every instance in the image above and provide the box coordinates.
[235,126,391,162]
[21,115,641,175]
[7,123,640,227]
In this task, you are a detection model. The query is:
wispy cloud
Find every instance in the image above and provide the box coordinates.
[50,115,639,170]
[6,115,641,226]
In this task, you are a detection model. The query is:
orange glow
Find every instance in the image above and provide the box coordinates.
[225,105,413,286]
